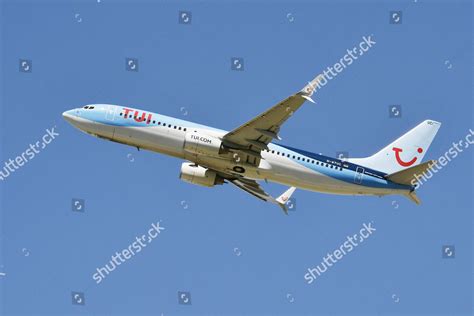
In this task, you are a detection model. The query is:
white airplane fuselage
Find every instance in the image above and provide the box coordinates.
[63,104,412,199]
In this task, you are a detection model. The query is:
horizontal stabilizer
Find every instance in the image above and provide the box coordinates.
[386,160,437,186]
[405,191,422,205]
[276,186,297,215]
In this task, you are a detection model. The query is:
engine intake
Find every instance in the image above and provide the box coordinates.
[179,162,224,187]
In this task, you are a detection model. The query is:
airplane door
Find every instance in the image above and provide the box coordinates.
[98,105,116,139]
[354,167,364,184]
[105,105,117,121]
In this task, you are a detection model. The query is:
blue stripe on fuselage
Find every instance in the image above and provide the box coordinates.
[274,144,410,190]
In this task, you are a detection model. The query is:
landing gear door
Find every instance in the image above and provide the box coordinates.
[354,167,364,184]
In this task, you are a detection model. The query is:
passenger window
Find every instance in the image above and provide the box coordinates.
[184,128,187,131]
[292,155,295,159]
[297,157,300,160]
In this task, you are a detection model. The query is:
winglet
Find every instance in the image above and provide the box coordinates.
[301,95,316,103]
[275,186,297,214]
[299,74,324,103]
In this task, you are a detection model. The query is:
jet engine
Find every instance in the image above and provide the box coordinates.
[179,162,225,187]
[183,132,223,156]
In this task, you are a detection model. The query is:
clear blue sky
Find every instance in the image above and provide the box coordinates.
[1,0,472,315]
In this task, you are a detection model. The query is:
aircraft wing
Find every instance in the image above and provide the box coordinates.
[227,177,296,214]
[222,74,324,165]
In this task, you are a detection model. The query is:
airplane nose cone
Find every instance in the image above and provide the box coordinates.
[62,110,75,124]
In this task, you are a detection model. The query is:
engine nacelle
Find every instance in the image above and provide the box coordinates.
[179,162,224,187]
[183,132,222,156]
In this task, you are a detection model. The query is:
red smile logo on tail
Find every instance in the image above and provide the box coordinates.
[392,147,423,167]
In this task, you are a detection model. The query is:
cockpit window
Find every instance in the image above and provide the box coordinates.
[83,106,95,110]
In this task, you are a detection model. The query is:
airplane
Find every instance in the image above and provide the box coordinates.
[62,74,441,213]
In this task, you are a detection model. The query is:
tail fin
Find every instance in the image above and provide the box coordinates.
[348,120,441,174]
